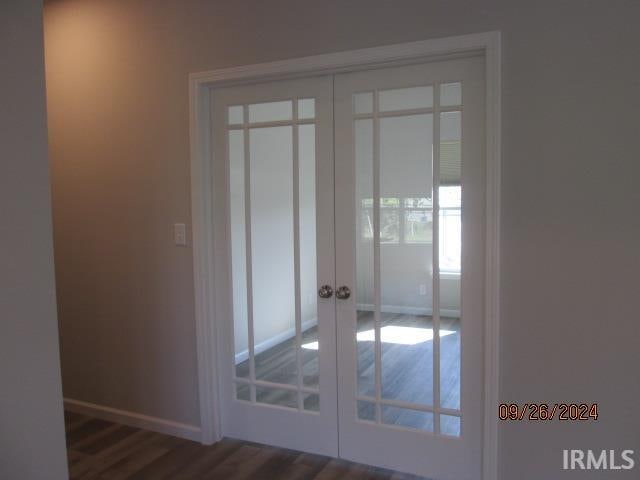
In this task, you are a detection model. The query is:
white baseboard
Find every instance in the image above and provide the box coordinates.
[234,318,318,365]
[357,303,460,318]
[64,398,202,442]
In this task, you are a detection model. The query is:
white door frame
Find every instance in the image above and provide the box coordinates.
[188,31,501,480]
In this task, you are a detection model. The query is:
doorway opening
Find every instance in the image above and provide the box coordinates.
[190,32,501,480]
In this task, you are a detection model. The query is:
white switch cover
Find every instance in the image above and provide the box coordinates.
[174,223,187,246]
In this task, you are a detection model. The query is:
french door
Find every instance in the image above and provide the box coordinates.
[212,76,338,456]
[334,57,485,480]
[212,56,486,479]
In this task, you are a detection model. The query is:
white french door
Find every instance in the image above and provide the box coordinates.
[211,76,338,456]
[211,55,486,479]
[334,57,486,480]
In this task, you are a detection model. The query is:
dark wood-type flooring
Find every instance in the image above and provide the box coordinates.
[65,411,427,479]
[235,311,460,431]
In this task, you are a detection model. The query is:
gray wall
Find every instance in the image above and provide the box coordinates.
[44,0,640,478]
[0,1,68,479]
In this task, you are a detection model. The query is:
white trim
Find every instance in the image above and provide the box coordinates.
[189,77,219,445]
[482,31,502,480]
[189,32,491,86]
[189,31,501,479]
[234,318,318,364]
[64,398,202,442]
[356,303,460,319]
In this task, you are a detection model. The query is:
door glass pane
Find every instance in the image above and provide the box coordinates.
[354,119,375,397]
[228,105,244,125]
[380,114,434,406]
[298,98,315,119]
[303,393,320,412]
[299,124,319,389]
[228,95,321,413]
[440,112,462,187]
[439,111,461,411]
[357,400,376,422]
[235,383,250,402]
[250,126,297,387]
[248,100,292,123]
[440,82,462,107]
[256,386,298,409]
[379,86,433,112]
[440,414,461,437]
[382,406,434,432]
[229,130,249,379]
[354,92,373,114]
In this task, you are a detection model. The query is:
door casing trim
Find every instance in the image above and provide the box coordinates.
[188,31,501,480]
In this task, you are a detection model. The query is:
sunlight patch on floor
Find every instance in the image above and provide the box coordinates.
[301,326,455,350]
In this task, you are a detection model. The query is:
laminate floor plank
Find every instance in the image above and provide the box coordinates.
[65,412,429,479]
[65,411,88,431]
[126,440,208,480]
[243,446,300,480]
[174,438,245,480]
[73,424,136,455]
[278,452,332,480]
[199,444,264,479]
[97,435,181,480]
[66,418,114,446]
[312,458,357,480]
[67,448,90,467]
[70,429,156,479]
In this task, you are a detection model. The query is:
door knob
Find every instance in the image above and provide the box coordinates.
[336,286,351,300]
[318,285,333,299]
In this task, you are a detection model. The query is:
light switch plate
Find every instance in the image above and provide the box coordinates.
[174,223,187,246]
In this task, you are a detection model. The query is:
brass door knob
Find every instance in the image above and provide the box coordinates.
[336,286,351,300]
[318,285,333,299]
